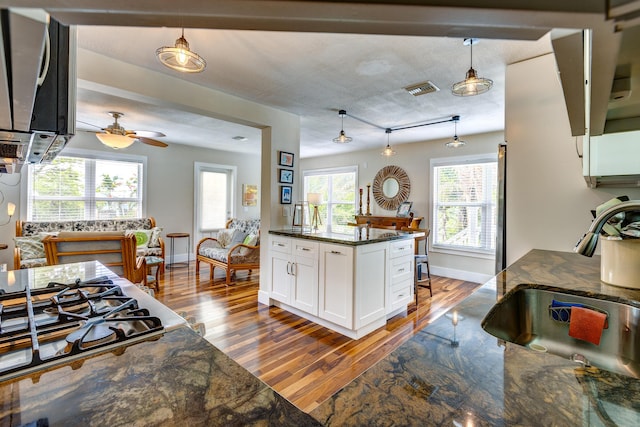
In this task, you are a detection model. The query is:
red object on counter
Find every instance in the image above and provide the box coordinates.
[568,306,607,345]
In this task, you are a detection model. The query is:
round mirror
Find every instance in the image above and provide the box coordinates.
[382,178,399,198]
[372,165,410,210]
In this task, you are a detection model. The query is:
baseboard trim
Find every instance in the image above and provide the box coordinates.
[430,265,492,284]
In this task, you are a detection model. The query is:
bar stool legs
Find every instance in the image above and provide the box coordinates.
[414,254,432,305]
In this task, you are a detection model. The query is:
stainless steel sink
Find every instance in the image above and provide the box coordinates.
[481,285,640,379]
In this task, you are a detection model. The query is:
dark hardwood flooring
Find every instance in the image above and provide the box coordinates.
[155,264,481,413]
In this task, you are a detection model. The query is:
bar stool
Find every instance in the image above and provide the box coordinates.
[402,227,432,305]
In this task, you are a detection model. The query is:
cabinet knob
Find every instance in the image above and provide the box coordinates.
[330,250,342,255]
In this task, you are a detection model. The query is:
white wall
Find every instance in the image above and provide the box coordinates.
[300,131,505,283]
[505,53,640,266]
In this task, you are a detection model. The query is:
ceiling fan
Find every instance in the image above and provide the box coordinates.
[80,111,168,149]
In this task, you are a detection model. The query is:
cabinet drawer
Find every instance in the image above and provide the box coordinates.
[389,283,412,311]
[390,256,413,284]
[390,239,414,258]
[270,237,291,254]
[293,240,318,258]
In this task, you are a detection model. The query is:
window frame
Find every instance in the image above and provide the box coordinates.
[24,148,148,221]
[430,153,497,259]
[303,165,358,233]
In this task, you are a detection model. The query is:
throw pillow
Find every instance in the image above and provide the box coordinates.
[239,233,258,256]
[231,229,247,245]
[149,227,163,247]
[126,229,153,249]
[14,236,45,260]
[216,229,235,248]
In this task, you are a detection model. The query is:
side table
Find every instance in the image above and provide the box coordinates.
[167,232,190,269]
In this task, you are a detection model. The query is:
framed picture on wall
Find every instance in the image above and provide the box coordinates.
[280,186,292,204]
[278,151,294,167]
[278,168,294,184]
[242,184,258,207]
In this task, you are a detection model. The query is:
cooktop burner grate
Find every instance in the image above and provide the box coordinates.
[0,276,163,382]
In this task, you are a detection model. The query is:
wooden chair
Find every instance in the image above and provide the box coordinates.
[43,231,147,286]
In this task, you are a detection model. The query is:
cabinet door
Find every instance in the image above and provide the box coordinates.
[291,255,319,315]
[319,243,354,328]
[270,253,291,304]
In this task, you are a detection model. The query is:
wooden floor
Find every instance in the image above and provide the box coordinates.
[155,264,481,413]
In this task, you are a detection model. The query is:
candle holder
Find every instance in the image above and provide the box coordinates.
[358,188,363,215]
[366,184,372,215]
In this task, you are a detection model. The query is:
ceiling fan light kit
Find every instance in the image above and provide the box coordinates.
[93,112,168,149]
[452,38,493,97]
[156,28,206,73]
[333,110,353,143]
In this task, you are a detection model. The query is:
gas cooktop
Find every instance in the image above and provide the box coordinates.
[0,262,172,382]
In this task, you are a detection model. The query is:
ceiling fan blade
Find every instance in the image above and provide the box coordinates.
[130,130,166,138]
[136,136,168,148]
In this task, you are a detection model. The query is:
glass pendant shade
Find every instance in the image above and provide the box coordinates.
[452,39,493,97]
[445,118,466,148]
[381,130,396,156]
[333,111,352,143]
[156,29,206,73]
[96,133,135,149]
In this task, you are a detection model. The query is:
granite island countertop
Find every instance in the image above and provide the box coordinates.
[0,326,321,427]
[311,249,640,426]
[269,226,420,246]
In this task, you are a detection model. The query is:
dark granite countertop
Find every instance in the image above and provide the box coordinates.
[311,249,640,426]
[269,226,419,246]
[0,327,321,427]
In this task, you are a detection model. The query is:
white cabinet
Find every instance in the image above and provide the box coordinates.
[267,233,415,339]
[354,242,387,328]
[387,239,414,314]
[291,240,319,315]
[268,235,319,315]
[318,243,354,328]
[269,236,292,303]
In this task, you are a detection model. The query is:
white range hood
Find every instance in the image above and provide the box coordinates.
[583,130,640,188]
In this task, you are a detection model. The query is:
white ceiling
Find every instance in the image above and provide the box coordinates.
[75,26,553,157]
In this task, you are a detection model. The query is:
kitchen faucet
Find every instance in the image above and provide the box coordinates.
[574,200,640,257]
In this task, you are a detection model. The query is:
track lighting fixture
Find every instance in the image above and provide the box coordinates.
[452,38,493,97]
[445,115,466,148]
[333,110,353,143]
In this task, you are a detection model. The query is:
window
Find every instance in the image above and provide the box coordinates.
[194,162,236,235]
[303,166,357,233]
[431,155,497,255]
[27,152,145,221]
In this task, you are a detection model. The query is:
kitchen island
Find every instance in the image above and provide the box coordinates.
[266,227,419,339]
[310,249,640,425]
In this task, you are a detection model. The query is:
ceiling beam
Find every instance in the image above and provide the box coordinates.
[4,1,608,40]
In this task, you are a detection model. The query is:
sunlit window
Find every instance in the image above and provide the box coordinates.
[27,154,144,221]
[303,166,357,234]
[431,155,497,255]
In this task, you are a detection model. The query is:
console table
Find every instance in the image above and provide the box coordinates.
[353,215,422,230]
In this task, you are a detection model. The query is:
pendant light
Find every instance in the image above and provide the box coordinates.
[452,38,493,97]
[445,115,466,148]
[381,128,396,156]
[156,28,206,73]
[333,110,353,143]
